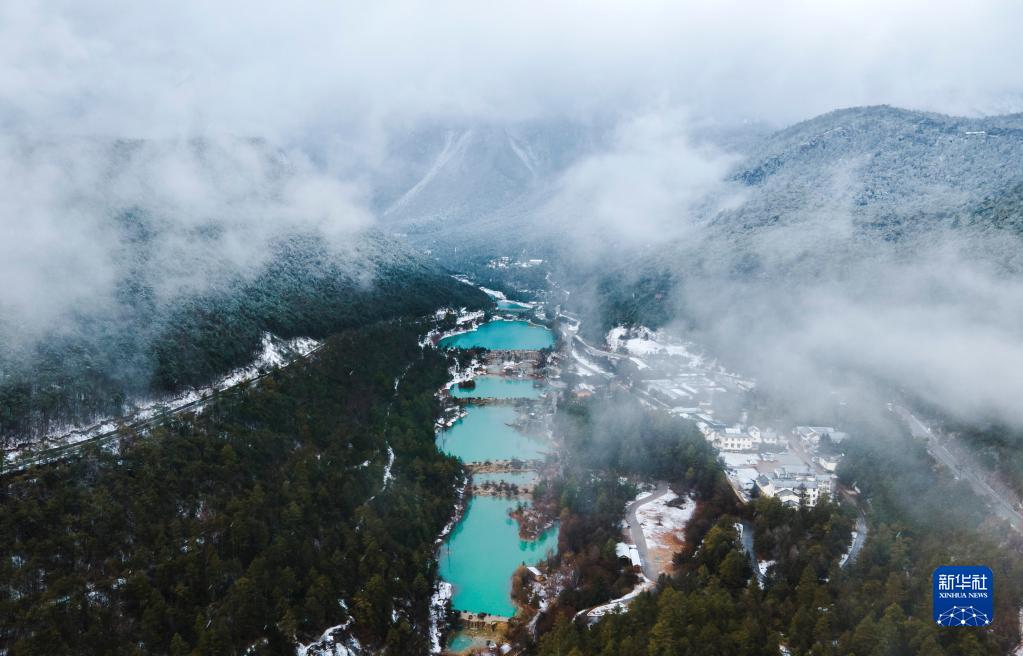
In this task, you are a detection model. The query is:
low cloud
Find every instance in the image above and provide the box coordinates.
[0,137,372,348]
[542,106,1023,429]
[542,111,739,261]
[677,239,1023,427]
[2,0,1023,432]
[2,0,1022,144]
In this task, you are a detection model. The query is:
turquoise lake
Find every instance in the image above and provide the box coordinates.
[437,405,548,462]
[437,310,558,624]
[439,495,559,617]
[449,376,543,399]
[447,632,489,652]
[439,320,554,351]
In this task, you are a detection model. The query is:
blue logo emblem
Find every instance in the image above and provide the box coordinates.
[933,566,993,626]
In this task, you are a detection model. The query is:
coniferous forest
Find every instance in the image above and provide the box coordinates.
[535,410,1023,656]
[1,321,463,655]
[0,231,488,445]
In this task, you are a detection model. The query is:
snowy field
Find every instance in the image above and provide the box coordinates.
[635,491,695,551]
[606,326,704,367]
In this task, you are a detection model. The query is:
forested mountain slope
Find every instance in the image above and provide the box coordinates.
[703,105,1023,271]
[0,138,488,446]
[595,106,1023,327]
[1,321,463,655]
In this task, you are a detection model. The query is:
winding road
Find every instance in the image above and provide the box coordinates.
[894,405,1023,533]
[573,482,670,623]
[572,334,623,362]
[625,482,671,580]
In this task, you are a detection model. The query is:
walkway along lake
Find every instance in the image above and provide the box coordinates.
[449,376,543,399]
[436,318,559,648]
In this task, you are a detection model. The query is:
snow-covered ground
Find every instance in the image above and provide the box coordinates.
[136,333,319,424]
[382,446,395,487]
[429,581,453,653]
[606,325,758,400]
[615,542,642,567]
[720,453,762,469]
[436,406,468,430]
[449,275,507,301]
[582,575,655,620]
[297,626,361,656]
[478,286,507,300]
[6,333,321,468]
[838,531,858,567]
[606,326,704,367]
[443,357,485,388]
[571,348,613,379]
[422,307,487,347]
[635,491,695,550]
[435,357,482,431]
[297,602,362,656]
[631,489,654,503]
[456,310,486,325]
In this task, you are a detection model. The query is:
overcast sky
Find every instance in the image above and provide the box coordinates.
[2,1,1023,433]
[3,0,1023,143]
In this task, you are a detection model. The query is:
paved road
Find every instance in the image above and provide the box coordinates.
[570,483,669,625]
[894,405,1023,533]
[571,334,624,362]
[625,482,671,580]
[738,520,763,585]
[844,504,868,567]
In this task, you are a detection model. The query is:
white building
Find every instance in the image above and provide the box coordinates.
[755,468,835,507]
[794,426,850,450]
[716,432,755,451]
[817,454,842,472]
[749,426,779,445]
[712,426,760,451]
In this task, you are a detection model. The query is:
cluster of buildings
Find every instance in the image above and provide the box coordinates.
[692,421,851,460]
[705,424,782,452]
[584,323,852,509]
[681,411,784,453]
[793,426,849,473]
[793,425,849,451]
[705,423,850,507]
[722,451,839,508]
[643,375,727,412]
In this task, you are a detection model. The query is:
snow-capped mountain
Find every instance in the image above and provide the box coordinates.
[375,121,598,258]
